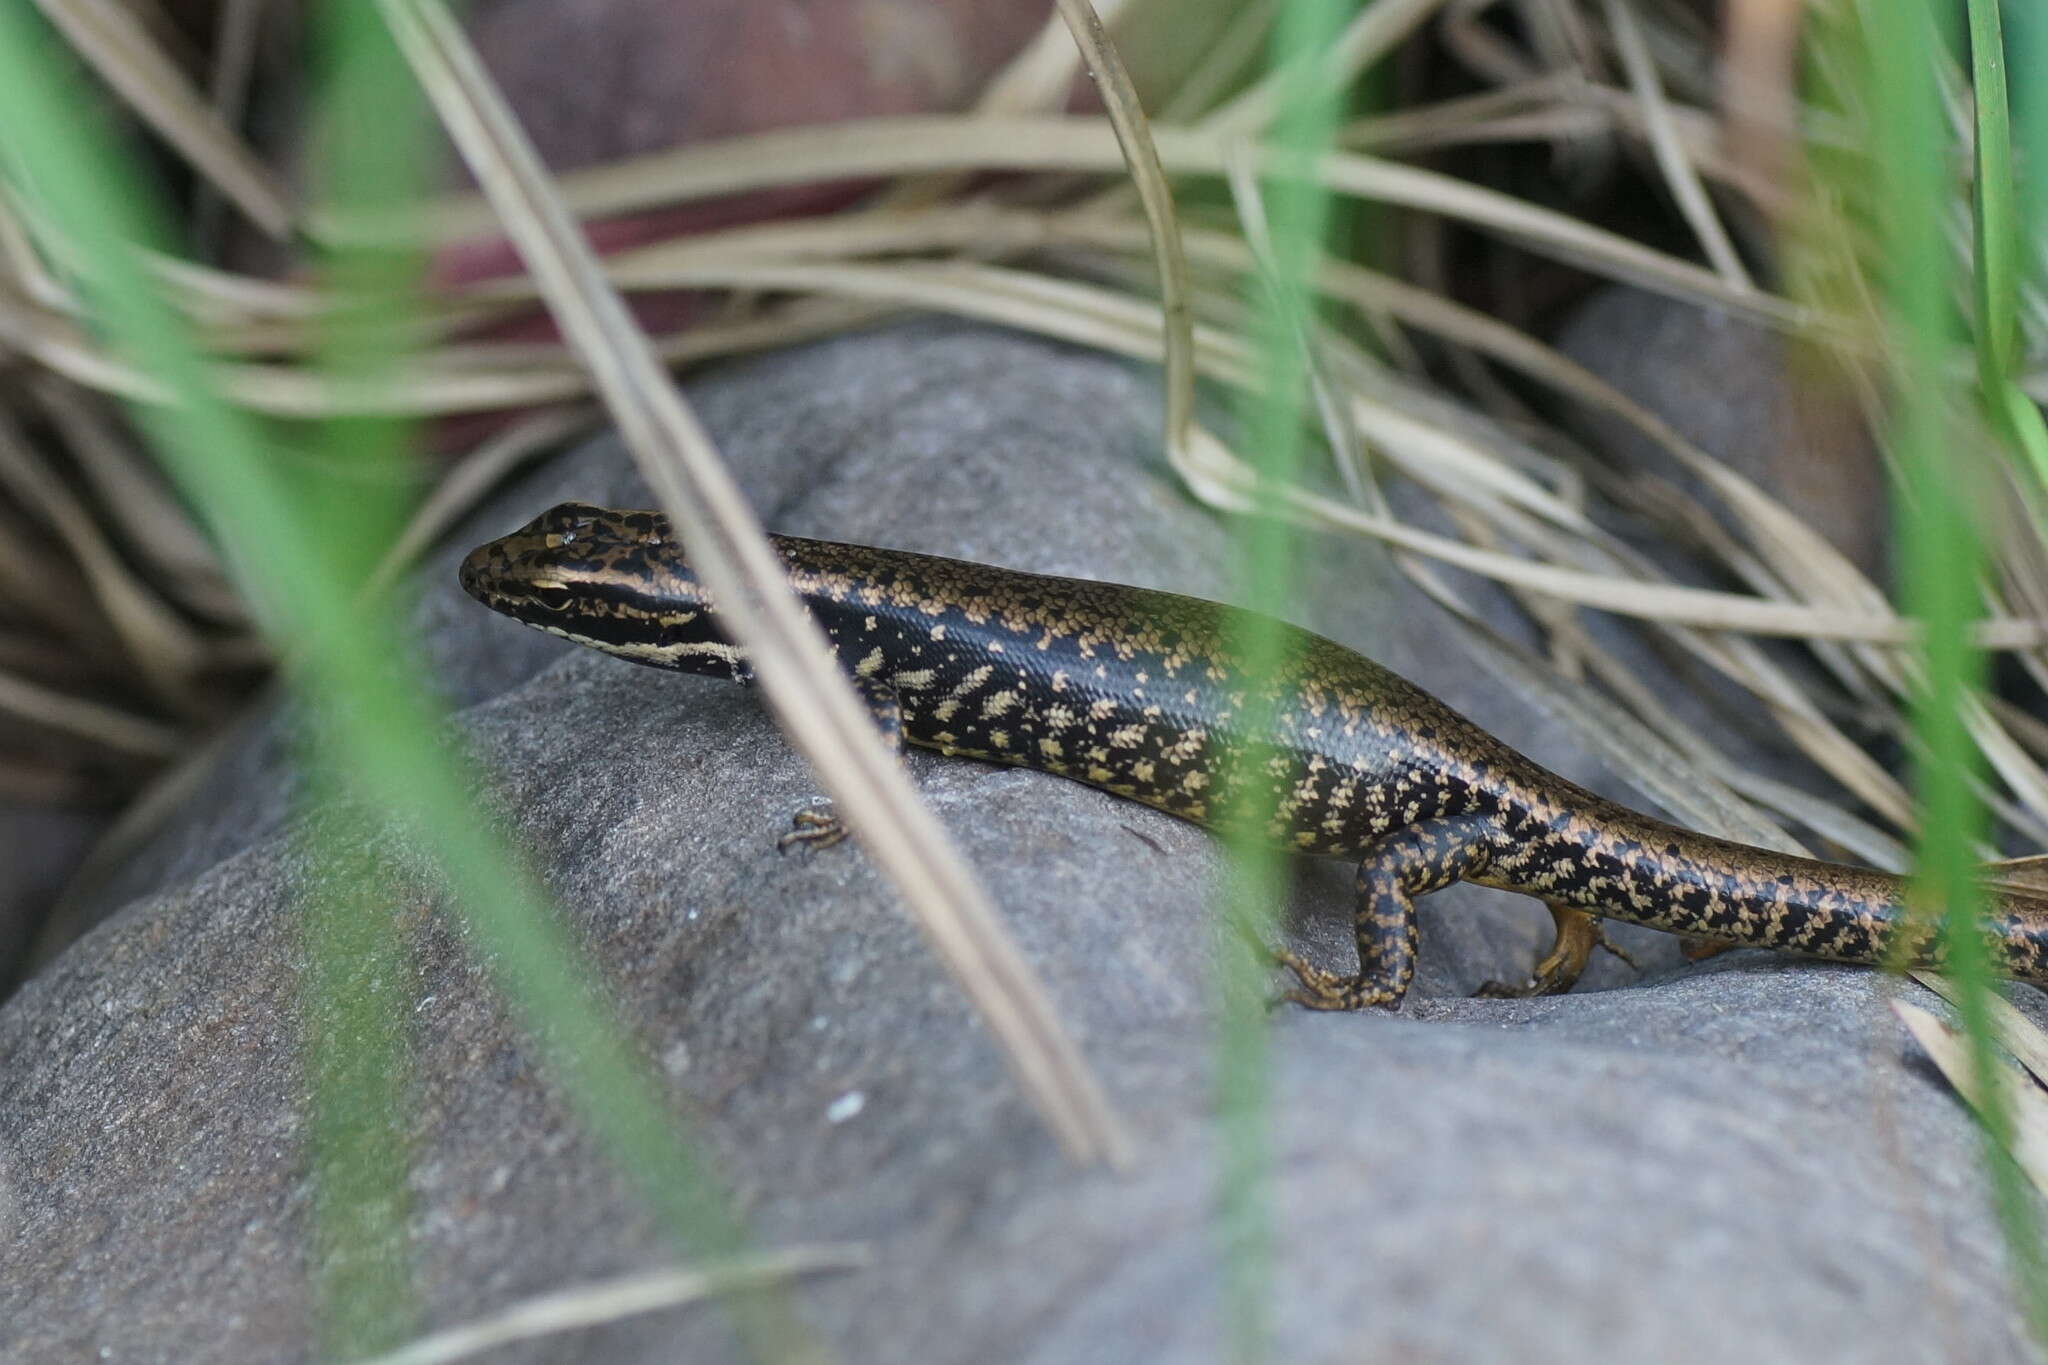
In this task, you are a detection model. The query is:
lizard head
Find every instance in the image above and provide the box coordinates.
[458,501,749,678]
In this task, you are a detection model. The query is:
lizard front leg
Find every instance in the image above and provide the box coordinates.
[778,675,906,853]
[1278,814,1500,1011]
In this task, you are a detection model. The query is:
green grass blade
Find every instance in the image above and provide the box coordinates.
[1965,0,2048,508]
[1879,0,2048,1343]
[1967,0,2020,387]
[2015,3,2048,292]
[1988,0,2048,511]
[1215,3,1349,1362]
[305,797,420,1358]
[301,5,430,1355]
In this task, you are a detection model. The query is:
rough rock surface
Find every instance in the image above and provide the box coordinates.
[0,801,98,990]
[1,322,2037,1363]
[1556,283,1886,576]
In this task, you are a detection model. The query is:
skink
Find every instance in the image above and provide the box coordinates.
[460,502,2048,1008]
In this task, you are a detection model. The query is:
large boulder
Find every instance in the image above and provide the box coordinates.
[1,321,2032,1363]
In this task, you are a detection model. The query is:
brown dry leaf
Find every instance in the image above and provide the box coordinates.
[436,223,2048,696]
[1600,0,1751,287]
[1911,974,2048,1085]
[1154,0,1280,123]
[1227,155,1377,506]
[346,1245,870,1365]
[366,404,600,598]
[1894,997,2048,1201]
[979,0,1134,113]
[0,668,180,758]
[1054,0,1193,452]
[326,113,1799,323]
[0,409,211,710]
[1722,0,1806,213]
[1201,0,1450,136]
[32,0,292,238]
[26,378,244,625]
[1981,857,2048,899]
[481,250,2048,658]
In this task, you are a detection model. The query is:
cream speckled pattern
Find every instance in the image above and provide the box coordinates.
[463,502,2048,1009]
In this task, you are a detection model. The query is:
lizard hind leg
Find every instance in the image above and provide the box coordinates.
[1475,902,1642,999]
[1278,814,1500,1012]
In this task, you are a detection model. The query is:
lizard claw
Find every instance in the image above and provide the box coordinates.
[777,801,848,854]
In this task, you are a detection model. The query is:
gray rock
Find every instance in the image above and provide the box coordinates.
[1555,283,1886,576]
[0,800,99,989]
[0,321,2035,1364]
[1552,285,1894,840]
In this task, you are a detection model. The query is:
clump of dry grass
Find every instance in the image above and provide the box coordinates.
[14,0,2043,870]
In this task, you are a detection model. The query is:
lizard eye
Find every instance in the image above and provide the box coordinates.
[541,502,604,536]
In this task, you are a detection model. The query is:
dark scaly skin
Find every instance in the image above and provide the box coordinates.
[459,502,2048,1009]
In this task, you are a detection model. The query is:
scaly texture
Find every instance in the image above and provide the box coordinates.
[460,502,2048,1008]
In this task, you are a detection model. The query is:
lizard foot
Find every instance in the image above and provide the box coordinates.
[1680,935,1735,962]
[1474,904,1635,999]
[1272,948,1401,1011]
[777,801,848,854]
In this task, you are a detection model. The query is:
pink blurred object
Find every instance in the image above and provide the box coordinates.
[422,0,1062,441]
